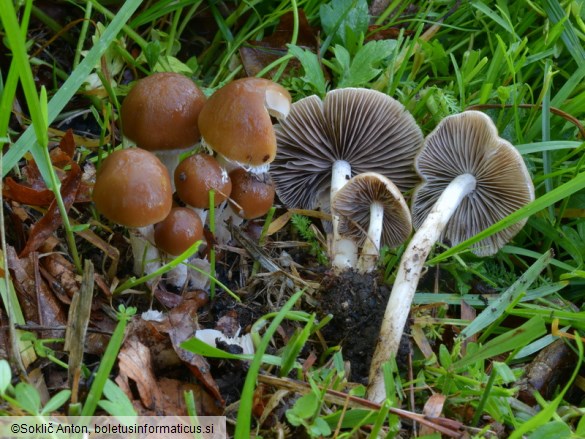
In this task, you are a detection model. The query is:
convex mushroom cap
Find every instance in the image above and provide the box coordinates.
[121,72,206,151]
[92,148,172,228]
[154,207,204,256]
[175,153,232,208]
[332,172,411,273]
[412,110,535,256]
[198,77,291,168]
[228,168,275,219]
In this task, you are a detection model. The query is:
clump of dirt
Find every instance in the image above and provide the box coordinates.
[317,270,394,384]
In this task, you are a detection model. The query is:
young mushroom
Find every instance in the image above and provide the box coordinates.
[154,207,204,287]
[120,72,207,180]
[198,77,291,173]
[92,148,173,228]
[174,152,232,224]
[271,88,423,271]
[367,110,535,403]
[92,148,173,279]
[332,172,412,273]
[175,153,232,208]
[154,207,204,256]
[228,168,275,219]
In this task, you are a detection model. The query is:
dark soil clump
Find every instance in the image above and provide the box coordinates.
[317,270,391,384]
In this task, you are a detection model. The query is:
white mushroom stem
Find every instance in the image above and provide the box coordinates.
[367,173,477,403]
[165,257,189,289]
[330,160,358,271]
[357,201,384,273]
[131,226,162,285]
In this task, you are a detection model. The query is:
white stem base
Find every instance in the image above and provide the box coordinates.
[213,202,244,246]
[331,160,358,271]
[165,261,189,289]
[357,202,384,273]
[131,226,161,286]
[367,173,476,403]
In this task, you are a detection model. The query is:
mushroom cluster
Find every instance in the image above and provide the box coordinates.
[94,76,536,407]
[269,92,533,403]
[92,74,291,289]
[366,110,535,403]
[271,87,424,272]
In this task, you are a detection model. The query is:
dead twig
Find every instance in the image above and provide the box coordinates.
[257,374,467,438]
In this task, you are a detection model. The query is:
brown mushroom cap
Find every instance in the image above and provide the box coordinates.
[271,88,424,211]
[228,168,275,219]
[154,207,203,255]
[198,77,291,166]
[121,72,206,151]
[412,111,535,256]
[92,148,173,227]
[333,172,412,249]
[175,153,232,208]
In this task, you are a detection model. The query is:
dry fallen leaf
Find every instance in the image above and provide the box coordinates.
[40,252,80,304]
[420,393,446,436]
[19,162,82,257]
[117,337,164,411]
[167,298,225,405]
[6,246,67,335]
[240,10,319,78]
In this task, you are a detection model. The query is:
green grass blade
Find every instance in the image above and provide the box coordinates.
[471,1,518,40]
[2,0,143,179]
[234,289,304,439]
[458,250,552,340]
[181,337,282,366]
[428,171,585,264]
[543,0,585,67]
[516,141,582,154]
[452,316,547,371]
[81,306,135,416]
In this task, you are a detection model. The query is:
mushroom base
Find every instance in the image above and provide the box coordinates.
[317,270,408,383]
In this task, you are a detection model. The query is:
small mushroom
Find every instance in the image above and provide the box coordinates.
[228,168,275,219]
[154,207,204,287]
[332,172,412,273]
[120,72,207,180]
[367,111,535,403]
[154,207,204,256]
[175,153,232,209]
[271,88,423,271]
[92,148,172,228]
[92,148,173,280]
[198,77,291,172]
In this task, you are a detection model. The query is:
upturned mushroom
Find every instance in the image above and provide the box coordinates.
[271,88,423,271]
[120,72,207,180]
[367,110,535,403]
[198,77,291,173]
[332,172,412,273]
[92,148,173,279]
